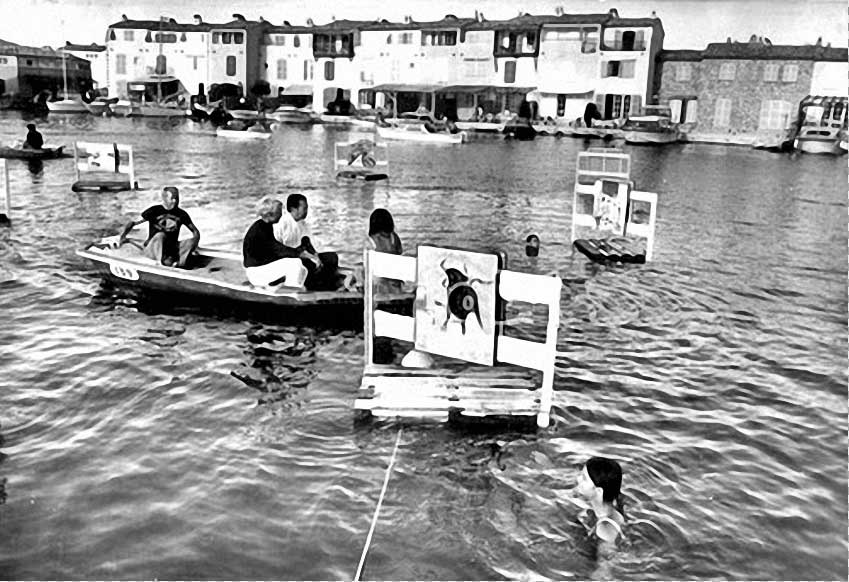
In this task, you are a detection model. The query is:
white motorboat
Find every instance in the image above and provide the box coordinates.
[318,113,376,129]
[47,97,90,113]
[267,106,318,124]
[216,127,272,140]
[794,126,845,155]
[376,124,466,144]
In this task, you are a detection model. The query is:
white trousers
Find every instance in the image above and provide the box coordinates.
[245,258,308,288]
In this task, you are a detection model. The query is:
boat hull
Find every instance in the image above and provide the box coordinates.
[319,114,375,129]
[76,242,411,322]
[794,136,844,155]
[216,128,272,139]
[46,99,90,113]
[624,131,679,145]
[0,145,66,159]
[376,125,466,144]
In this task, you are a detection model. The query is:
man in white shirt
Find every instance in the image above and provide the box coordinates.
[273,193,339,290]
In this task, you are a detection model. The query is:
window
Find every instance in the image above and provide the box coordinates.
[386,34,392,44]
[192,56,198,70]
[763,63,779,82]
[233,32,243,44]
[324,60,334,80]
[212,32,220,44]
[676,63,691,81]
[557,94,566,117]
[275,35,285,46]
[422,31,457,46]
[123,30,134,41]
[580,28,598,53]
[277,59,287,79]
[26,59,32,66]
[155,54,166,74]
[154,33,177,43]
[758,99,791,130]
[718,62,735,81]
[619,60,635,78]
[605,61,620,77]
[504,61,516,83]
[669,99,682,122]
[684,100,698,123]
[222,32,232,44]
[116,54,126,74]
[226,55,236,76]
[398,32,413,44]
[713,97,732,128]
[303,60,313,80]
[781,64,798,82]
[294,35,300,48]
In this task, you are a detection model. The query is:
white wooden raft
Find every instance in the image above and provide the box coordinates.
[571,148,658,261]
[356,246,562,428]
[72,141,138,192]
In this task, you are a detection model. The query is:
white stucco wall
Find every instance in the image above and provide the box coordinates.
[810,61,848,96]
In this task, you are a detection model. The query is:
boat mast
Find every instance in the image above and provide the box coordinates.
[157,16,164,103]
[60,18,68,98]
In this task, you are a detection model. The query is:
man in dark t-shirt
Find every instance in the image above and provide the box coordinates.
[119,186,200,267]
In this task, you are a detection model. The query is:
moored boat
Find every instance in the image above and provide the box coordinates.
[267,105,318,124]
[622,115,679,144]
[376,124,466,144]
[318,113,376,129]
[216,127,273,140]
[794,126,845,155]
[76,238,412,319]
[46,97,90,114]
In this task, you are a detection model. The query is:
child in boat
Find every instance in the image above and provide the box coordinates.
[576,456,626,548]
[368,208,402,255]
[525,234,540,257]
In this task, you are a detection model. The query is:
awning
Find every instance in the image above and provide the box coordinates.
[799,95,847,107]
[370,83,442,93]
[436,85,535,94]
[534,84,594,95]
[282,84,313,96]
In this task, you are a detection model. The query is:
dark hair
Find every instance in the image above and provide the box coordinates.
[369,208,395,236]
[26,123,36,130]
[526,234,539,243]
[586,456,625,517]
[162,186,179,198]
[286,193,307,211]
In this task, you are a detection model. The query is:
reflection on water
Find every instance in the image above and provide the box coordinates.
[0,111,845,580]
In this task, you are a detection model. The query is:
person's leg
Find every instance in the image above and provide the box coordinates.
[143,232,165,263]
[177,238,196,268]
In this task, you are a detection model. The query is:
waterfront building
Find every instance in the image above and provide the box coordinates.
[61,42,107,92]
[105,14,267,101]
[309,19,362,112]
[262,22,315,106]
[657,37,848,144]
[0,39,91,107]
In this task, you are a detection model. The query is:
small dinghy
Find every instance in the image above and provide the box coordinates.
[76,237,412,322]
[0,144,67,160]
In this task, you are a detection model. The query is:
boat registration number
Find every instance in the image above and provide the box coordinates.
[109,263,140,281]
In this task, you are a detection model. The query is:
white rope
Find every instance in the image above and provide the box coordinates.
[353,427,403,582]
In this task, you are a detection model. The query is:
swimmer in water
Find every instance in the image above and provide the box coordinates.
[576,456,626,546]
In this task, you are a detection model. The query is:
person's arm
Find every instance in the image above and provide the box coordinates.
[185,222,201,254]
[118,217,145,245]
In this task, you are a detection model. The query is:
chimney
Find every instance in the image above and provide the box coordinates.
[726,36,732,43]
[651,10,657,18]
[306,17,314,26]
[232,13,245,21]
[815,36,822,46]
[474,9,479,20]
[748,34,758,43]
[284,20,291,26]
[169,18,177,24]
[193,14,202,25]
[608,8,619,18]
[121,14,128,21]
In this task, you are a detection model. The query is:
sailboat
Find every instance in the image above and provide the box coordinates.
[47,44,89,113]
[128,17,188,117]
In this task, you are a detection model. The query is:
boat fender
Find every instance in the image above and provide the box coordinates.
[401,349,435,368]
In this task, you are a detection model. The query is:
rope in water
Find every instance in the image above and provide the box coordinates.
[353,427,403,582]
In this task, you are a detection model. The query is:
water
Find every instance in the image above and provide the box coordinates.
[0,112,846,580]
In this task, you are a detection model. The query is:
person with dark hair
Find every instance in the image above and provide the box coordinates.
[368,208,402,255]
[576,456,626,545]
[24,124,43,149]
[583,102,602,129]
[118,186,200,268]
[525,234,540,257]
[273,193,339,290]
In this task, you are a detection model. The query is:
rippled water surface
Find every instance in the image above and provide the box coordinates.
[0,112,846,580]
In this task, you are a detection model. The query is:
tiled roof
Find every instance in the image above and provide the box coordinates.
[108,17,269,31]
[63,42,106,52]
[659,43,848,62]
[0,38,58,57]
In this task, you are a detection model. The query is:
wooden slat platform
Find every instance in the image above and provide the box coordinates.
[356,364,542,421]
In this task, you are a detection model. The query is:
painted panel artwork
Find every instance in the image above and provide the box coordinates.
[593,179,629,235]
[414,246,499,365]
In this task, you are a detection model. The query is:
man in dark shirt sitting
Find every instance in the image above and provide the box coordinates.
[242,197,309,289]
[24,124,43,149]
[118,186,200,267]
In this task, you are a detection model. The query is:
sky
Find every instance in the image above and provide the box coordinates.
[1,0,846,50]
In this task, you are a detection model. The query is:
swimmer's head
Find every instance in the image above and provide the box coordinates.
[584,456,622,504]
[525,234,540,257]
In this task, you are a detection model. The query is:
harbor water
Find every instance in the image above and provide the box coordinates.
[0,112,845,580]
